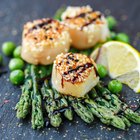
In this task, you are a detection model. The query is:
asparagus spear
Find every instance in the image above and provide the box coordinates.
[42,80,73,124]
[52,88,73,121]
[63,108,73,121]
[45,100,62,127]
[85,99,126,130]
[95,97,120,114]
[96,83,140,123]
[124,107,140,123]
[95,97,131,128]
[15,66,32,119]
[120,115,131,128]
[31,65,44,129]
[68,96,94,123]
[41,80,62,127]
[89,88,120,114]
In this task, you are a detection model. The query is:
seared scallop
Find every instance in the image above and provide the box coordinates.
[21,18,71,65]
[52,53,99,97]
[61,6,110,50]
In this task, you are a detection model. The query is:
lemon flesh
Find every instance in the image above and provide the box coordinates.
[91,41,140,93]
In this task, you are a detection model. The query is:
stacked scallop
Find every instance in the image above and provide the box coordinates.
[52,53,99,97]
[21,6,110,97]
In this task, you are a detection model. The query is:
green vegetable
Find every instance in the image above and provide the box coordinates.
[15,66,32,118]
[96,83,140,124]
[120,116,131,128]
[41,80,62,127]
[68,96,94,123]
[116,33,130,43]
[31,65,44,129]
[52,88,73,121]
[97,64,108,78]
[0,54,3,65]
[106,16,117,30]
[10,70,24,85]
[9,58,24,71]
[41,79,73,127]
[2,42,16,56]
[124,108,140,123]
[95,97,131,128]
[13,46,21,58]
[63,108,73,121]
[54,6,66,20]
[108,80,122,94]
[85,99,126,130]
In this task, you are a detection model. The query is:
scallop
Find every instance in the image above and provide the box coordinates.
[21,18,71,65]
[61,6,110,50]
[52,53,99,97]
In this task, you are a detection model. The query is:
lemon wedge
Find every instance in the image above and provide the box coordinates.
[90,41,140,93]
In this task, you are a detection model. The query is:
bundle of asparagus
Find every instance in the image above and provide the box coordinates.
[85,98,126,129]
[15,65,140,130]
[41,79,73,127]
[68,96,94,123]
[16,65,44,129]
[41,80,62,127]
[95,83,140,123]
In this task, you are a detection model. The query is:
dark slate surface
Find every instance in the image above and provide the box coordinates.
[0,0,140,140]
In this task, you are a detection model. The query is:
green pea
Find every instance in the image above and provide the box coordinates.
[106,16,117,30]
[116,33,130,43]
[97,64,108,78]
[10,70,24,85]
[2,42,16,56]
[108,80,123,94]
[0,54,3,65]
[9,58,24,71]
[13,46,21,58]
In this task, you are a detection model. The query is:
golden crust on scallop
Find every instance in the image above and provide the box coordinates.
[52,53,99,97]
[23,18,66,44]
[21,18,71,65]
[61,6,110,50]
[63,11,104,30]
[54,53,97,84]
[61,5,92,20]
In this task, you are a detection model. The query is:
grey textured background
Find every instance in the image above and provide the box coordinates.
[0,0,140,140]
